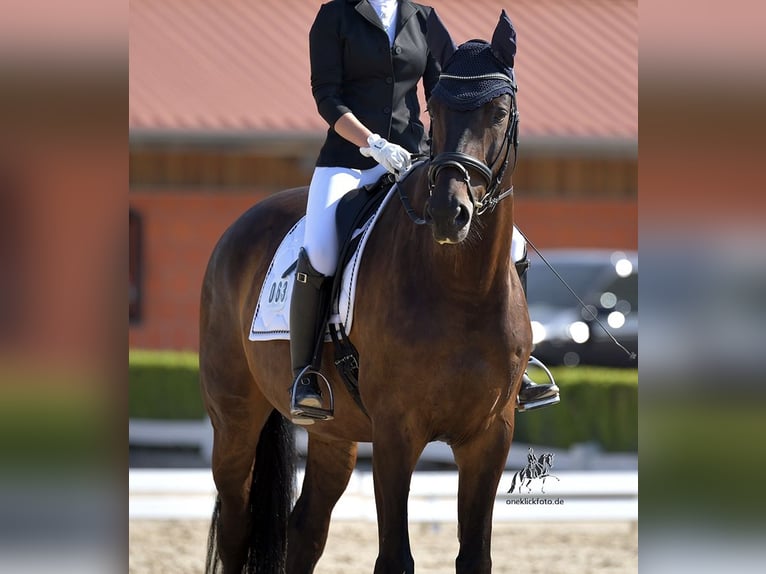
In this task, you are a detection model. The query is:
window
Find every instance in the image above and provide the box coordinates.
[129,210,142,323]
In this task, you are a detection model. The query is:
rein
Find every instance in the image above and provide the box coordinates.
[396,157,430,225]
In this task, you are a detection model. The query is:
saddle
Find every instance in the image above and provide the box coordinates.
[288,172,394,417]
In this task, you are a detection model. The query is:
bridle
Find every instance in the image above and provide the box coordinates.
[396,74,519,225]
[398,73,520,225]
[427,84,519,217]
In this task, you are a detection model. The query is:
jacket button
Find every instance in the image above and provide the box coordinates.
[394,46,402,55]
[383,107,391,114]
[385,76,393,84]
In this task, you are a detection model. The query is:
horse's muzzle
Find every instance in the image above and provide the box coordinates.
[424,194,473,244]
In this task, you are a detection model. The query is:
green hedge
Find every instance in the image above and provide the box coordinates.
[129,350,637,451]
[0,383,111,470]
[129,350,205,420]
[514,367,637,452]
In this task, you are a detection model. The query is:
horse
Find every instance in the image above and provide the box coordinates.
[507,449,560,494]
[200,12,530,574]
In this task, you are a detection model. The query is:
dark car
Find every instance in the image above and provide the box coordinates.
[525,249,637,367]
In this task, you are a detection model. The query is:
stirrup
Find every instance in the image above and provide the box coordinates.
[289,366,335,423]
[517,394,561,412]
[516,356,560,412]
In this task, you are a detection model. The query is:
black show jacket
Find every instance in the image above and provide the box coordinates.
[309,0,441,169]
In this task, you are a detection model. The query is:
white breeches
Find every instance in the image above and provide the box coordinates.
[303,165,389,275]
[303,164,528,276]
[511,225,527,263]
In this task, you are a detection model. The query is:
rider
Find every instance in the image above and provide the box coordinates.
[289,0,559,424]
[512,227,561,411]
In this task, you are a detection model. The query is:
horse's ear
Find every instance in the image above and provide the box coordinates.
[426,9,456,68]
[491,9,517,68]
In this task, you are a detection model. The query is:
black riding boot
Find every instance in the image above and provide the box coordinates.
[289,248,334,425]
[516,255,561,411]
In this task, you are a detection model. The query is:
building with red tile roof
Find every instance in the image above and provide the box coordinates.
[130,0,636,145]
[129,0,637,352]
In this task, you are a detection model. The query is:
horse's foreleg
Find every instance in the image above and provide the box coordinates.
[540,474,560,494]
[451,418,513,574]
[287,435,358,573]
[371,420,427,574]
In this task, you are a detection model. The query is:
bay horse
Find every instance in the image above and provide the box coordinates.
[200,12,530,574]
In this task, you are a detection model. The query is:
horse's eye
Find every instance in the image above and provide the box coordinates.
[493,109,509,125]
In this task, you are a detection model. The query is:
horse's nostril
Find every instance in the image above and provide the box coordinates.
[455,204,471,229]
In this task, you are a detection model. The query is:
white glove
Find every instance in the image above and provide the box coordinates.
[359,134,411,175]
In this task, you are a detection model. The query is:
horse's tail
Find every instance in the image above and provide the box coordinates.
[205,497,222,573]
[508,470,520,494]
[247,409,296,573]
[205,410,296,574]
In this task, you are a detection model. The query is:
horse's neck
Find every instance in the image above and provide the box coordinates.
[423,202,515,298]
[384,171,517,303]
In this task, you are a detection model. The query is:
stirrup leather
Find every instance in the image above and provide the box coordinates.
[516,356,561,412]
[289,366,335,422]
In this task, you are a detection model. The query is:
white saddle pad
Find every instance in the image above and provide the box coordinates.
[248,185,396,341]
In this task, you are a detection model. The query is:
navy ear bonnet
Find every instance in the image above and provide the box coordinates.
[431,40,517,112]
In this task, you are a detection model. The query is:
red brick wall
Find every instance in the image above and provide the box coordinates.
[128,190,270,351]
[129,192,636,352]
[515,197,637,250]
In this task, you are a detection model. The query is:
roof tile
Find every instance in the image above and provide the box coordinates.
[130,0,636,139]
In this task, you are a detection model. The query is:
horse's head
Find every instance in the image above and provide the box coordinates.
[423,11,520,244]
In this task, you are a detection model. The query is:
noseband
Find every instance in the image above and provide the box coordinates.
[426,86,520,217]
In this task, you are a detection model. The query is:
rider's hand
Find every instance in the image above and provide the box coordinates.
[359,134,411,175]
